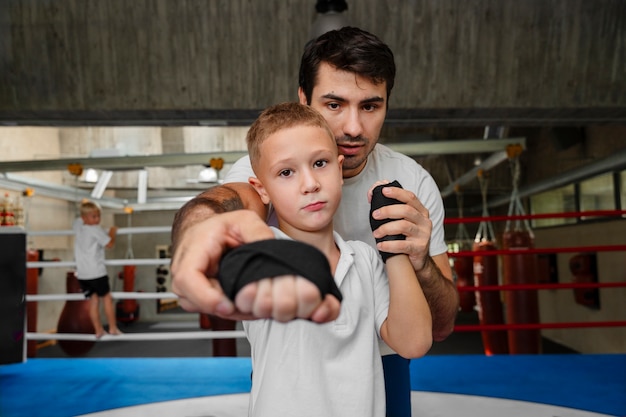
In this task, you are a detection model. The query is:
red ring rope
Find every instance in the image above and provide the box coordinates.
[455,321,626,331]
[456,282,626,291]
[450,245,626,257]
[446,210,626,341]
[445,210,626,224]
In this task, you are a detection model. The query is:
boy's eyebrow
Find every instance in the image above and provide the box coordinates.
[267,156,295,172]
[266,148,335,172]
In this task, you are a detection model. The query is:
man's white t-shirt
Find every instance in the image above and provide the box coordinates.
[225,143,446,258]
[226,143,447,355]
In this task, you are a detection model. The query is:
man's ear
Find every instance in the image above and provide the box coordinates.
[337,155,345,185]
[248,176,271,205]
[297,87,308,105]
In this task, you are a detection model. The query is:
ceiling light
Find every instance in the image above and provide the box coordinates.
[310,0,349,40]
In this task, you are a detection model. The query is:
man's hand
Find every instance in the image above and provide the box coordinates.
[368,182,432,272]
[170,210,341,323]
[368,183,458,340]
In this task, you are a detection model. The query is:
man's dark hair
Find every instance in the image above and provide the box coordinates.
[298,26,396,105]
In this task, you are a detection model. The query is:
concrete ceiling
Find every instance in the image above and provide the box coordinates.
[0,1,625,217]
[1,1,625,126]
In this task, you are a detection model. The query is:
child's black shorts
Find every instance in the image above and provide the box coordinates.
[78,276,111,297]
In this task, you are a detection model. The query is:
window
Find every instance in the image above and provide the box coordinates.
[530,185,577,228]
[579,173,615,217]
[621,171,626,213]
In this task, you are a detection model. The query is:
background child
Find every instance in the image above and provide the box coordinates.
[238,102,432,416]
[73,199,121,338]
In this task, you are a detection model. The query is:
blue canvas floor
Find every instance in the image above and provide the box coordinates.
[1,355,624,417]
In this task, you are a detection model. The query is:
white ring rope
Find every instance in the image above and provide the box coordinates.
[28,258,170,268]
[28,226,171,237]
[26,330,247,342]
[26,291,178,302]
[26,292,247,342]
[24,226,244,345]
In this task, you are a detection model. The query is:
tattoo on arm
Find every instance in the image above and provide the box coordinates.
[170,186,244,254]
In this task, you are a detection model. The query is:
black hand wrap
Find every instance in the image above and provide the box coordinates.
[217,239,342,302]
[369,180,406,262]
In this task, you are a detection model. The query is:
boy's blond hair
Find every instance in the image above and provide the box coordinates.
[79,199,101,216]
[246,102,335,172]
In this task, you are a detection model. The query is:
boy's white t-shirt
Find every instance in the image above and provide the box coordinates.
[244,228,389,416]
[73,218,111,280]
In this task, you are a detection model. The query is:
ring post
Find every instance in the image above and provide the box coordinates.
[0,227,27,364]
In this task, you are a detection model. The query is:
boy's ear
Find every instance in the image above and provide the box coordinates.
[248,177,271,205]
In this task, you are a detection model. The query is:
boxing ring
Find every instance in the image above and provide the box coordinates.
[1,355,624,416]
[1,211,625,417]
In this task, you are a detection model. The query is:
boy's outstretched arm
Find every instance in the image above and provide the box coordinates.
[379,254,433,359]
[371,185,459,341]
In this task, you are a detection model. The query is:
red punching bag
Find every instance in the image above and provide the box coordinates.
[57,271,95,356]
[501,146,541,353]
[116,265,139,323]
[569,253,600,309]
[451,241,476,313]
[199,312,237,357]
[502,230,541,354]
[203,315,237,357]
[449,190,476,313]
[26,249,39,358]
[473,240,508,355]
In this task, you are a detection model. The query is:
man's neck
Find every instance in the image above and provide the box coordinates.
[341,161,367,179]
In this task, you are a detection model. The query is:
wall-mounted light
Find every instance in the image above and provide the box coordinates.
[309,0,349,40]
[197,166,218,183]
[82,168,99,183]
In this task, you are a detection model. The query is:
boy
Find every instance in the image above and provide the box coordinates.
[237,102,432,416]
[73,200,122,338]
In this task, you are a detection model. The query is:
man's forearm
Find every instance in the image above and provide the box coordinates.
[171,183,266,255]
[417,256,459,341]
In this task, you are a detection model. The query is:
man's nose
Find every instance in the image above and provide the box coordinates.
[341,108,364,139]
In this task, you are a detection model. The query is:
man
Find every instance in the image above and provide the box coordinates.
[171,27,459,416]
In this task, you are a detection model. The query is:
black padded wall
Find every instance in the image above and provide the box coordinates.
[0,229,26,365]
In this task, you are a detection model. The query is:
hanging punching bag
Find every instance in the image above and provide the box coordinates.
[569,253,600,309]
[473,240,508,355]
[26,249,39,358]
[451,241,476,312]
[116,265,139,323]
[502,229,541,354]
[211,316,237,356]
[57,271,95,356]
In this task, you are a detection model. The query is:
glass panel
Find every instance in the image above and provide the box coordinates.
[621,171,626,215]
[530,185,577,228]
[579,173,615,219]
